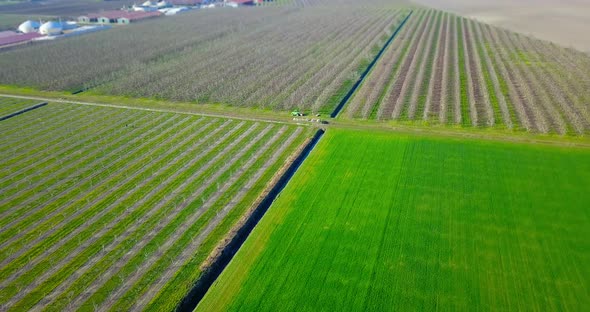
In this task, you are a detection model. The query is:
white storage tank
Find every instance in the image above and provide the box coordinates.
[18,20,41,33]
[39,21,63,35]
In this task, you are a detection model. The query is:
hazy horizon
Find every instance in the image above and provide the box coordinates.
[411,0,590,52]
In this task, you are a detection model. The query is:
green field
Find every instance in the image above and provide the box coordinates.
[0,14,53,30]
[198,128,590,311]
[0,99,310,311]
[1,0,589,309]
[0,97,37,117]
[342,9,590,135]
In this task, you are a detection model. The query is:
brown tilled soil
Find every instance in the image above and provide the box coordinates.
[411,0,590,53]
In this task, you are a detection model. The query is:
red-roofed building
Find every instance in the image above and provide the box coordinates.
[116,11,162,24]
[78,10,162,24]
[78,13,101,23]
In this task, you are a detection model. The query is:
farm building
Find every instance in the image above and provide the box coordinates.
[132,5,160,12]
[132,1,170,11]
[79,11,162,25]
[159,7,191,15]
[77,14,98,23]
[167,0,204,5]
[39,21,63,35]
[63,25,111,37]
[33,25,111,42]
[157,1,171,8]
[116,11,162,24]
[17,20,41,33]
[226,0,257,6]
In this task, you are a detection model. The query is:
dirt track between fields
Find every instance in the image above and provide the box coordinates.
[1,93,589,149]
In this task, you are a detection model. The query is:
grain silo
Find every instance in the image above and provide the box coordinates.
[39,21,63,35]
[18,20,41,33]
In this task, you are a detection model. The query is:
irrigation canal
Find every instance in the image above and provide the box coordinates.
[0,102,47,121]
[178,11,414,309]
[178,129,324,311]
[330,9,414,118]
[11,11,583,310]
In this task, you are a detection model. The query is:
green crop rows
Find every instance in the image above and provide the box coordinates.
[1,1,590,311]
[198,128,590,311]
[0,97,38,118]
[0,100,310,311]
[344,8,590,135]
[0,6,407,113]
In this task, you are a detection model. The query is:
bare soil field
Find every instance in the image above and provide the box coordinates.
[411,0,590,53]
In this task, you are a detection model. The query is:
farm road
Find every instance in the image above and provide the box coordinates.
[1,93,589,148]
[0,94,292,126]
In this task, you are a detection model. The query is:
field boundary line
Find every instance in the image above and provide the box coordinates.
[33,124,255,310]
[0,94,295,126]
[65,123,268,309]
[87,124,277,310]
[178,128,325,312]
[0,110,150,207]
[1,93,587,148]
[129,127,304,311]
[327,121,590,148]
[330,10,414,118]
[0,116,198,269]
[0,102,47,121]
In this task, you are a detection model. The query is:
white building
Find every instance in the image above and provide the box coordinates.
[39,21,63,35]
[18,20,41,33]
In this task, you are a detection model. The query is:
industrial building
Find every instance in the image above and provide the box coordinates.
[17,20,41,34]
[39,21,63,35]
[78,11,162,25]
[1,18,110,48]
[167,0,204,5]
[226,0,257,6]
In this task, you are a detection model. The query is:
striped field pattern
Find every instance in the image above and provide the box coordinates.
[197,129,590,311]
[0,7,410,114]
[345,9,590,135]
[0,100,309,311]
[0,97,38,118]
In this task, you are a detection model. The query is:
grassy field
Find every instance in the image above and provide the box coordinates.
[1,0,589,310]
[2,4,587,134]
[343,8,590,135]
[0,97,38,117]
[0,14,55,31]
[0,5,409,114]
[198,128,590,311]
[0,98,310,311]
